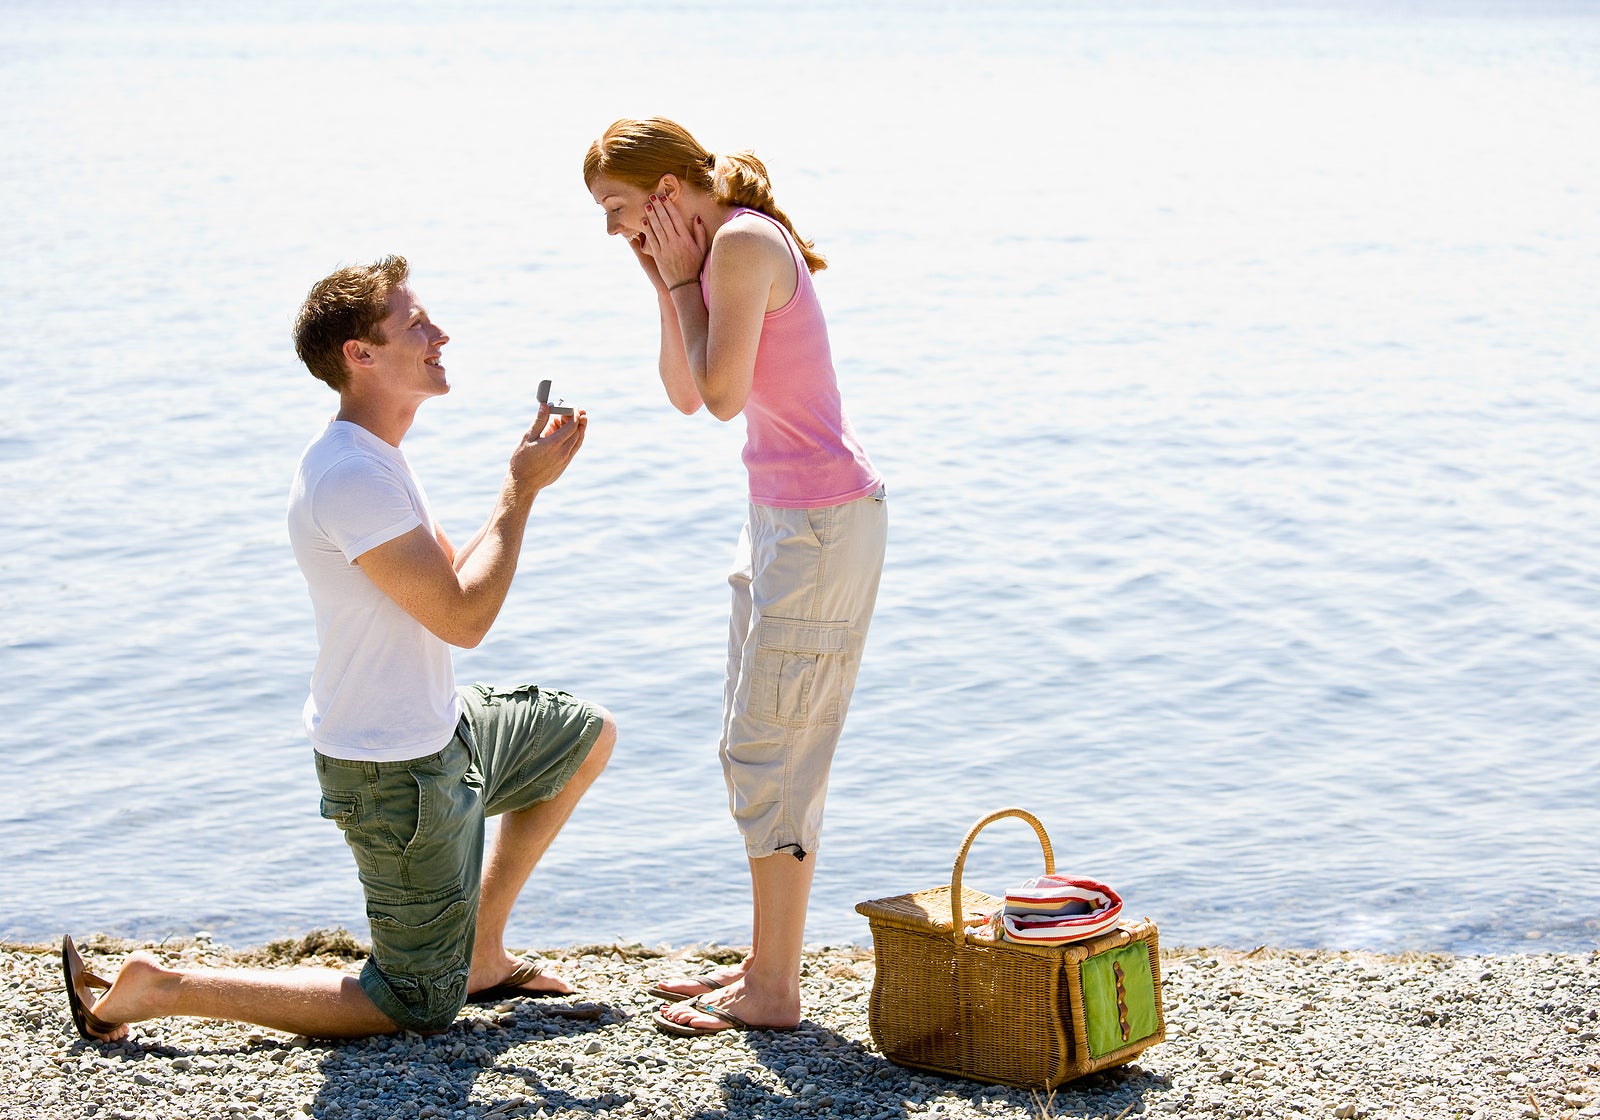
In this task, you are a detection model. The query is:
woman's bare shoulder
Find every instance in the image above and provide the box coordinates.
[716,210,789,253]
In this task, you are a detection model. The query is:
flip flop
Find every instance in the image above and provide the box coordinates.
[61,935,120,1042]
[645,973,730,1002]
[652,997,750,1037]
[650,996,794,1038]
[465,956,569,1004]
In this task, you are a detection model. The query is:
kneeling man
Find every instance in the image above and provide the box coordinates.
[63,255,615,1041]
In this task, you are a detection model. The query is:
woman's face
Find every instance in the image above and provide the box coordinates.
[589,173,656,242]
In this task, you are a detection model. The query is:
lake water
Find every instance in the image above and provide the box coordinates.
[2,0,1597,958]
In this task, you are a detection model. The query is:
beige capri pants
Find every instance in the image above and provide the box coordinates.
[720,486,888,859]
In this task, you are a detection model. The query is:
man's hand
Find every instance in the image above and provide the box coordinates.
[509,404,587,497]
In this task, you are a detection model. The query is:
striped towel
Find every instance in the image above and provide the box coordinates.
[999,875,1123,945]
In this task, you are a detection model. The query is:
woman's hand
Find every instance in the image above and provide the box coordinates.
[639,194,709,290]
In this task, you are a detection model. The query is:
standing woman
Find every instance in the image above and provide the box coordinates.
[585,118,886,1036]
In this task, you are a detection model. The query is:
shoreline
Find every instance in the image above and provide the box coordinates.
[6,931,1596,1120]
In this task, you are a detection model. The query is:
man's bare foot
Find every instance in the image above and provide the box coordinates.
[466,953,573,1001]
[68,951,175,1042]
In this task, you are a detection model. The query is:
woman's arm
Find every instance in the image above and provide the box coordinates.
[655,285,703,414]
[627,234,703,414]
[649,202,789,422]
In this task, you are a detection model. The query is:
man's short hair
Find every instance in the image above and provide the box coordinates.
[293,255,411,391]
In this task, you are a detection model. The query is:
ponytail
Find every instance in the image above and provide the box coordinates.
[709,151,827,274]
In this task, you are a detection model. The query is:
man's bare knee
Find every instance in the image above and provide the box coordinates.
[577,710,617,784]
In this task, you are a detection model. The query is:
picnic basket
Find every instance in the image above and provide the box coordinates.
[854,807,1165,1089]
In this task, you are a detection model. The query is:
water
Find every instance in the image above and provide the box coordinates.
[3,1,1597,957]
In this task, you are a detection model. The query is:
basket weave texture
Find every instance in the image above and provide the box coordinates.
[855,808,1165,1089]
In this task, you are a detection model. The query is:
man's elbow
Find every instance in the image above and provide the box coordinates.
[452,621,495,649]
[432,613,492,649]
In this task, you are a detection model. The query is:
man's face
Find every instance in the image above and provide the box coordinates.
[366,284,450,398]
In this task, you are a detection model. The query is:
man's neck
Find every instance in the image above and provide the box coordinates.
[335,397,420,448]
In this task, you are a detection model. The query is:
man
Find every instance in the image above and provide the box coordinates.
[62,255,614,1041]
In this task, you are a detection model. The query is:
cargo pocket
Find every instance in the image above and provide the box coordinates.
[749,617,850,728]
[319,789,361,829]
[366,894,474,1032]
[319,788,390,886]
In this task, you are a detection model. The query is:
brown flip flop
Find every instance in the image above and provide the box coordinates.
[61,935,120,1041]
[650,996,795,1038]
[652,996,751,1037]
[465,956,569,1004]
[646,973,729,1002]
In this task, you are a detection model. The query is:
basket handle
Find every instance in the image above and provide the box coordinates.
[950,807,1055,946]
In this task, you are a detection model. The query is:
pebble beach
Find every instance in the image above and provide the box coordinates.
[4,931,1596,1120]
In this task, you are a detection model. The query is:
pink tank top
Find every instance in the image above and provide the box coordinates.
[719,208,881,509]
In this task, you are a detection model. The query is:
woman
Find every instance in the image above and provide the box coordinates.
[585,118,887,1036]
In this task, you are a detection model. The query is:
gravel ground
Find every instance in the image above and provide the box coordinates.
[4,930,1597,1120]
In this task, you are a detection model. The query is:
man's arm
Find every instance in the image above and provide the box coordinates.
[438,519,474,573]
[356,408,587,648]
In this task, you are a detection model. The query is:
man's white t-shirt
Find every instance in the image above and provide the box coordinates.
[287,420,461,761]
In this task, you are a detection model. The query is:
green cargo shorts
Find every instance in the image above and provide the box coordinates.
[315,683,603,1034]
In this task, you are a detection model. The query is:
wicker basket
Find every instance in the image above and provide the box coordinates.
[855,807,1165,1089]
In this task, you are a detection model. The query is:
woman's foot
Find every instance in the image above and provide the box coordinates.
[651,974,800,1035]
[646,962,749,1002]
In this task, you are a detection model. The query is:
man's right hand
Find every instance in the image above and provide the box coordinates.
[510,404,587,498]
[354,406,589,649]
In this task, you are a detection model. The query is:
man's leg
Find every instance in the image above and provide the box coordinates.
[82,702,617,1038]
[77,741,473,1042]
[467,702,616,996]
[72,954,397,1042]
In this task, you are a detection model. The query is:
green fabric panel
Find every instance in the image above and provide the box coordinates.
[1081,942,1159,1058]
